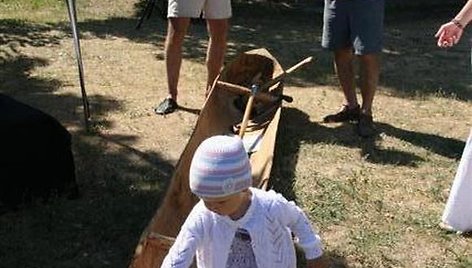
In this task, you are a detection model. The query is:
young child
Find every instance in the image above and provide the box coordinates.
[162,135,325,268]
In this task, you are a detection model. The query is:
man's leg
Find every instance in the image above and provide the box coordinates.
[165,17,191,101]
[334,47,358,109]
[358,53,379,116]
[323,47,360,123]
[154,17,190,115]
[205,19,228,95]
[357,53,380,137]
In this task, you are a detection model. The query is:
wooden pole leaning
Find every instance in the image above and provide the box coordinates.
[238,73,262,138]
[260,56,313,91]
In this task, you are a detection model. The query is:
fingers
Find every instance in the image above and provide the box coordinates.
[438,33,461,48]
[436,31,449,47]
[435,21,464,48]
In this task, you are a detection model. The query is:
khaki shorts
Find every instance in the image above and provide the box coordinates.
[168,0,232,19]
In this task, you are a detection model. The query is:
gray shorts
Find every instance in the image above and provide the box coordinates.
[168,0,232,19]
[322,0,384,55]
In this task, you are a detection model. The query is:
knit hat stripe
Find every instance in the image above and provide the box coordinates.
[194,150,247,166]
[198,148,245,159]
[190,169,251,185]
[191,161,250,178]
[191,179,251,197]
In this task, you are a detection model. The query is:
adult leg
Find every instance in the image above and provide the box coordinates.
[358,53,380,116]
[357,53,379,137]
[165,17,191,101]
[155,18,190,115]
[350,0,384,136]
[323,47,360,123]
[334,47,358,109]
[205,18,228,95]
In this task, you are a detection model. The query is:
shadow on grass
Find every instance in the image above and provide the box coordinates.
[276,107,464,175]
[0,19,175,268]
[0,128,175,268]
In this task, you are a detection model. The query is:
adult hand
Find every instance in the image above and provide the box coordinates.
[435,21,464,48]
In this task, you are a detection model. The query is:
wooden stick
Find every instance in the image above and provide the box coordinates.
[238,94,255,138]
[260,56,313,91]
[216,81,293,103]
[239,73,261,138]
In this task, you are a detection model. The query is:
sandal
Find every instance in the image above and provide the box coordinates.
[154,98,178,115]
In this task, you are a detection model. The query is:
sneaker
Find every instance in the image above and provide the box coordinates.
[357,113,376,137]
[323,105,360,123]
[154,98,178,115]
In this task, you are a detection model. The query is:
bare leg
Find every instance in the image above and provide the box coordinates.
[322,47,361,123]
[358,53,380,116]
[165,17,190,101]
[205,19,228,96]
[334,47,358,108]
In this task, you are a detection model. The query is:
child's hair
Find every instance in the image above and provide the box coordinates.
[189,135,252,198]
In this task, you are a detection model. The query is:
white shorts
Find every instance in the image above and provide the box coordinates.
[167,0,232,19]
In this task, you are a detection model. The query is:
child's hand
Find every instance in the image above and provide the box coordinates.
[306,256,326,268]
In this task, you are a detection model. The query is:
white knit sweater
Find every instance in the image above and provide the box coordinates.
[161,188,323,268]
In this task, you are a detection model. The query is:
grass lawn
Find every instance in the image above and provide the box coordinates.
[1,0,471,267]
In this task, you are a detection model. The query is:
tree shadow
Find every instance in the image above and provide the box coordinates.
[0,129,175,267]
[0,19,62,48]
[0,18,176,268]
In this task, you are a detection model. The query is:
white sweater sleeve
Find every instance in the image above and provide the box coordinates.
[271,191,323,260]
[161,206,204,268]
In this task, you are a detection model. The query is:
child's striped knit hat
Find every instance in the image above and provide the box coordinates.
[189,135,252,198]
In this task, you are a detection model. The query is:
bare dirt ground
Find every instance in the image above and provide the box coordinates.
[1,1,472,267]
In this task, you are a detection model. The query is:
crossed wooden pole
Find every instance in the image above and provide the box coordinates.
[218,56,314,138]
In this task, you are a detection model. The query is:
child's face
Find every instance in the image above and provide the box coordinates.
[201,192,245,217]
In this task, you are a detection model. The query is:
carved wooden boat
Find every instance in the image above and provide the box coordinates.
[129,48,286,268]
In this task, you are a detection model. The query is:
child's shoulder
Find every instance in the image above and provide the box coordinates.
[252,187,286,199]
[252,188,290,209]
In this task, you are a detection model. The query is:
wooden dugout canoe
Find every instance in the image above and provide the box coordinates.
[129,48,287,268]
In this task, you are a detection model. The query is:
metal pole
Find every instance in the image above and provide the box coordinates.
[65,0,91,131]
